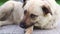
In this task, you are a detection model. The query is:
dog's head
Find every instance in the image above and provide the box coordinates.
[20,0,57,29]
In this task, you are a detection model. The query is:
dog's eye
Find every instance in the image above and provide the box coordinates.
[24,10,27,15]
[30,14,38,18]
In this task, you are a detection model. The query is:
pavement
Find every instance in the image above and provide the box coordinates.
[0,22,60,34]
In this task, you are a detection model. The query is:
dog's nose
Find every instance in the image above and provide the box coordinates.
[20,21,36,29]
[20,22,26,28]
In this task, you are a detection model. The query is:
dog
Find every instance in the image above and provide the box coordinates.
[0,0,60,34]
[20,0,60,34]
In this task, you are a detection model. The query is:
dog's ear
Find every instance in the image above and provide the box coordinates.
[23,0,26,3]
[23,0,27,7]
[42,6,52,16]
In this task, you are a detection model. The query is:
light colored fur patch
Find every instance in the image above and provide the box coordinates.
[0,1,24,26]
[23,0,60,29]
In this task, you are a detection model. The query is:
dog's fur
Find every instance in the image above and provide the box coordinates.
[21,0,60,34]
[0,1,24,26]
[22,0,60,29]
[0,1,32,34]
[0,0,60,34]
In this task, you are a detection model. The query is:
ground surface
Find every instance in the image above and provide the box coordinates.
[0,23,60,34]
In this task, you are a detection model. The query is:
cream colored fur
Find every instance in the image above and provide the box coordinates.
[24,0,60,29]
[0,1,24,26]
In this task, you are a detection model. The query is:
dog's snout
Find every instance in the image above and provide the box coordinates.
[20,21,26,28]
[20,21,36,29]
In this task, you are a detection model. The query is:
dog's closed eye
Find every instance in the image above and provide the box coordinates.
[30,14,38,18]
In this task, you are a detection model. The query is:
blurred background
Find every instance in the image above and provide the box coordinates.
[56,0,60,4]
[0,0,8,6]
[0,0,60,6]
[0,0,23,6]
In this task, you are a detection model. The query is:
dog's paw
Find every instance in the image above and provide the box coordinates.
[24,26,33,34]
[0,22,3,27]
[42,25,56,30]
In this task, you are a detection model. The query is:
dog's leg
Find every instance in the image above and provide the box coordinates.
[0,1,14,19]
[24,26,34,34]
[0,20,13,26]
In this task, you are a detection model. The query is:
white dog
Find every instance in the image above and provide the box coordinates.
[0,0,60,34]
[20,0,60,34]
[0,1,24,26]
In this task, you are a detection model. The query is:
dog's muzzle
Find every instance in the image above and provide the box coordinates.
[20,21,36,29]
[20,21,27,28]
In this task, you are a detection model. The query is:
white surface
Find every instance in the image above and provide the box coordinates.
[0,24,60,34]
[0,25,24,34]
